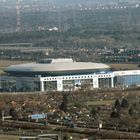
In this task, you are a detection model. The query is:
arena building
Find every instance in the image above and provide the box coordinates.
[1,58,140,92]
[4,58,110,76]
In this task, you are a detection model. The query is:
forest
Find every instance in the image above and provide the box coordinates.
[0,7,140,50]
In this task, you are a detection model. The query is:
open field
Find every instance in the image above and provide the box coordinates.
[0,135,19,140]
[107,63,139,70]
[0,60,30,75]
[87,100,114,106]
[0,60,30,67]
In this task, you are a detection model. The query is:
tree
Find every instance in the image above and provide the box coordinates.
[59,94,68,113]
[63,135,68,140]
[0,109,2,119]
[90,107,98,119]
[88,135,96,140]
[9,108,18,120]
[114,99,121,110]
[128,107,133,117]
[110,108,120,118]
[121,97,129,108]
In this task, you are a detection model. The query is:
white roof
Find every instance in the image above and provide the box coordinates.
[5,61,110,72]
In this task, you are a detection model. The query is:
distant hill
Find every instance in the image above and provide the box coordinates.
[0,0,140,50]
[1,0,140,8]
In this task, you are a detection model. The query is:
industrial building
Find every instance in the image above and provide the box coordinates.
[1,58,140,92]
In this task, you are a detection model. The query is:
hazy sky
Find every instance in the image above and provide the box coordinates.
[0,0,134,5]
[0,0,139,8]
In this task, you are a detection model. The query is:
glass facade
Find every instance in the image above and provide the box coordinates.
[63,79,93,91]
[99,78,111,88]
[116,75,140,88]
[80,79,93,89]
[0,79,16,92]
[44,81,57,91]
[1,71,140,92]
[63,80,75,91]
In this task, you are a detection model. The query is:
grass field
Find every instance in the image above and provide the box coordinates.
[0,60,30,75]
[0,60,30,67]
[0,135,19,140]
[87,100,114,106]
[108,63,139,70]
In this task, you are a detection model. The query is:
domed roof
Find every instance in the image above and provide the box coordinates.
[5,58,110,76]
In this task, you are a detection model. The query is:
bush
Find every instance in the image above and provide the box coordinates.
[59,94,68,113]
[9,108,18,120]
[110,108,120,118]
[121,97,129,108]
[90,107,98,119]
[128,107,133,117]
[114,99,121,110]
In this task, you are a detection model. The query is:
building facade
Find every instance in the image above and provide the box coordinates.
[1,70,140,92]
[1,59,140,92]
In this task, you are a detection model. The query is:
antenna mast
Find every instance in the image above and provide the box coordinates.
[16,0,21,32]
